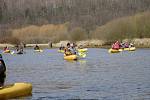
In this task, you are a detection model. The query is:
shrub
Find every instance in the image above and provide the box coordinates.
[92,11,150,41]
[69,27,88,41]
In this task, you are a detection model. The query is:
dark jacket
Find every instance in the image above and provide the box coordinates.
[0,58,6,73]
[0,58,6,85]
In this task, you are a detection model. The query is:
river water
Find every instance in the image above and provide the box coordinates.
[1,48,150,100]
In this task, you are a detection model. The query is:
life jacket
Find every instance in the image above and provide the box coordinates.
[112,43,120,50]
[64,47,72,55]
[125,43,129,48]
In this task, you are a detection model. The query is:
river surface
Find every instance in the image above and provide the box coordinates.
[1,48,150,100]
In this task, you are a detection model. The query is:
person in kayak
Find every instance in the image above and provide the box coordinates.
[112,41,121,50]
[0,54,6,86]
[16,45,24,54]
[70,43,77,55]
[34,44,40,50]
[129,43,134,48]
[124,42,129,48]
[120,42,124,48]
[3,46,9,51]
[64,43,72,56]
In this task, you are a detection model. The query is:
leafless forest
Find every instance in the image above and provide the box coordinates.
[0,0,150,43]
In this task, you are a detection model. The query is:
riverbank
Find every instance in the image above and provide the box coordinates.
[0,44,14,48]
[0,38,150,49]
[55,38,150,48]
[123,38,150,48]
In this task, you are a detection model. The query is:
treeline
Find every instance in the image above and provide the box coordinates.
[1,0,150,26]
[0,0,150,44]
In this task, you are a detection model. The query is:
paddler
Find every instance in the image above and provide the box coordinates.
[112,41,121,50]
[70,43,77,55]
[3,46,8,51]
[64,43,72,56]
[0,54,6,86]
[34,44,40,50]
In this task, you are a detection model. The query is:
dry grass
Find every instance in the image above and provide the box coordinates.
[12,22,89,43]
[12,23,69,43]
[0,36,20,44]
[92,11,150,42]
[69,27,88,41]
[1,12,150,44]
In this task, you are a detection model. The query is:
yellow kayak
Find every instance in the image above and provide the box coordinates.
[124,47,136,51]
[118,49,123,52]
[77,48,88,52]
[58,50,64,53]
[0,83,32,99]
[108,48,120,53]
[3,50,11,53]
[34,49,43,52]
[129,47,136,51]
[64,55,77,60]
[78,52,87,58]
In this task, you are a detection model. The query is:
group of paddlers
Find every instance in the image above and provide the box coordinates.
[3,43,24,54]
[59,43,78,56]
[111,41,134,50]
[59,42,85,55]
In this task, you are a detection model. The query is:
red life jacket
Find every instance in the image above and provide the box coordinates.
[112,43,120,50]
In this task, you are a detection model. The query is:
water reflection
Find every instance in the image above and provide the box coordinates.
[78,60,87,65]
